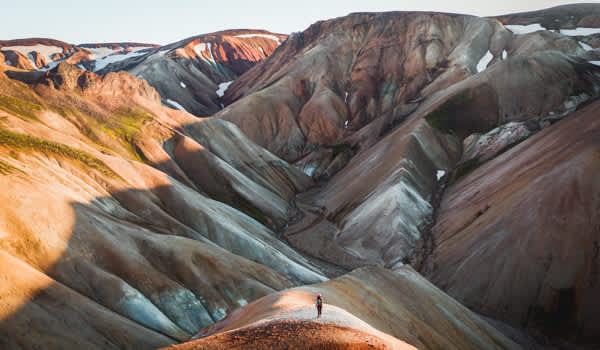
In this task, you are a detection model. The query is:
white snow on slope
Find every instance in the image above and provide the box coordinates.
[589,61,600,66]
[38,60,62,72]
[505,24,545,35]
[561,27,600,36]
[476,50,494,72]
[502,50,508,60]
[166,99,188,112]
[579,42,594,51]
[235,34,282,45]
[85,47,119,59]
[27,53,36,64]
[1,44,63,63]
[180,81,187,88]
[436,170,446,181]
[194,43,215,62]
[93,50,146,71]
[216,81,233,97]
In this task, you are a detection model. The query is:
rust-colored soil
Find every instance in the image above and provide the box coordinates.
[166,320,406,350]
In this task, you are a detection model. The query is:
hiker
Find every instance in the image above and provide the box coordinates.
[316,294,323,318]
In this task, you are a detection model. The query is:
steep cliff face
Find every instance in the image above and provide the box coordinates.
[98,29,287,116]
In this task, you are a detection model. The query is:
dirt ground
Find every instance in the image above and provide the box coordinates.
[164,319,408,350]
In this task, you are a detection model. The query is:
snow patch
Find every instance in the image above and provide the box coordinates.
[38,59,62,72]
[237,299,248,307]
[194,43,215,62]
[302,165,317,177]
[579,42,594,51]
[502,50,508,60]
[27,52,36,65]
[85,47,119,59]
[561,27,600,36]
[476,50,493,72]
[259,47,266,55]
[166,99,188,112]
[344,120,349,128]
[1,44,63,63]
[4,59,11,66]
[180,81,186,88]
[235,34,282,45]
[436,170,446,181]
[344,91,348,103]
[589,61,600,66]
[505,24,545,35]
[93,50,146,71]
[86,46,149,60]
[216,81,233,97]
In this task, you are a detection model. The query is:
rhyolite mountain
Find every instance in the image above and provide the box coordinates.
[0,3,599,350]
[97,29,288,116]
[0,30,285,117]
[0,38,159,71]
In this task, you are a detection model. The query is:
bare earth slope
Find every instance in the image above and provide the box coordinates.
[424,98,600,345]
[0,62,324,348]
[172,266,519,350]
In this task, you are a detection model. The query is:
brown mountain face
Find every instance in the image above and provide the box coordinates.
[1,4,600,350]
[97,29,287,117]
[212,5,600,347]
[424,99,600,343]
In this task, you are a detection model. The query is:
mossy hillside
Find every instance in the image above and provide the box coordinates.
[102,106,153,162]
[53,104,153,162]
[0,94,42,121]
[0,128,120,179]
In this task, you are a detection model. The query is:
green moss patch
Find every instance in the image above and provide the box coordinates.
[0,128,119,179]
[0,94,42,121]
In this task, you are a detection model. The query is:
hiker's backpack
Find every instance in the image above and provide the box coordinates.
[317,297,323,307]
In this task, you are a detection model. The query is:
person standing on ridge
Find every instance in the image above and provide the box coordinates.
[316,294,323,318]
